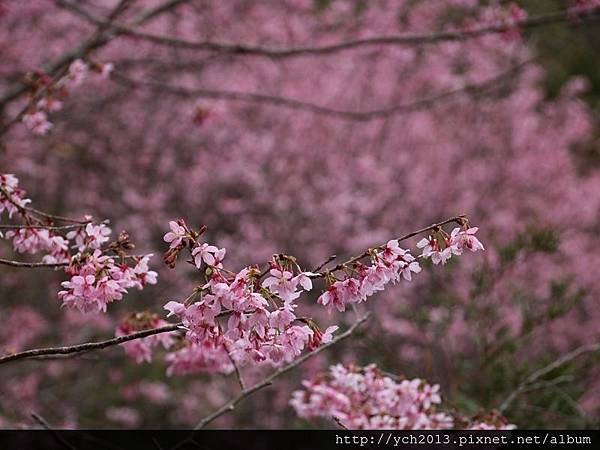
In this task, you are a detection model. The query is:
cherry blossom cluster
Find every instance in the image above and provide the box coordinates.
[1,174,157,313]
[115,312,173,364]
[290,364,515,430]
[416,227,484,265]
[1,174,69,261]
[476,2,528,41]
[59,250,157,313]
[162,219,343,371]
[316,241,421,313]
[165,342,234,376]
[315,228,483,313]
[21,59,113,135]
[159,219,482,373]
[0,174,31,221]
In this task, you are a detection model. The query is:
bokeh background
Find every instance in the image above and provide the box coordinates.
[1,0,599,428]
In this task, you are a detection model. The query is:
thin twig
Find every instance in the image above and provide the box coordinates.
[0,258,70,268]
[0,253,150,269]
[31,413,77,450]
[224,342,246,390]
[0,184,91,225]
[0,223,87,230]
[333,416,349,429]
[312,254,337,272]
[499,341,600,412]
[193,313,370,429]
[310,215,467,278]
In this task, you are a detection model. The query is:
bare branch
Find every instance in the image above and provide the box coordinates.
[0,223,87,230]
[193,313,371,429]
[57,4,600,58]
[499,341,600,412]
[0,253,148,269]
[0,258,69,268]
[0,185,92,225]
[111,60,529,122]
[224,342,246,391]
[0,323,182,365]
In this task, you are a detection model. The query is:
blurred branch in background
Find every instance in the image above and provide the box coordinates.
[499,341,600,413]
[110,60,531,121]
[56,1,600,57]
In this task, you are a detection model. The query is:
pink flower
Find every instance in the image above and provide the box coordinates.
[308,325,338,350]
[116,314,173,364]
[419,383,441,409]
[269,307,296,331]
[67,59,88,86]
[163,301,186,318]
[291,364,511,430]
[37,96,63,112]
[262,267,301,303]
[280,325,313,359]
[100,62,114,79]
[22,111,53,135]
[85,223,111,249]
[163,220,187,248]
[382,239,408,263]
[417,236,453,265]
[294,272,315,291]
[397,255,422,281]
[449,227,484,254]
[191,242,226,268]
[321,325,338,343]
[317,283,347,312]
[132,254,158,286]
[166,343,233,376]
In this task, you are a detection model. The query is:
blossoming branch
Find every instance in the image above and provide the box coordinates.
[156,215,483,375]
[0,174,157,313]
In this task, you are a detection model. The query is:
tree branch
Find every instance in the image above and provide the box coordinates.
[111,59,529,122]
[57,4,600,58]
[0,323,182,365]
[499,341,600,412]
[0,258,69,268]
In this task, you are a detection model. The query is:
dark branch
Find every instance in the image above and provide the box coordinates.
[111,60,529,122]
[57,4,600,58]
[0,322,182,365]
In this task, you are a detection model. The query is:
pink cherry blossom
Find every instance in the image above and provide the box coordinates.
[22,111,52,135]
[116,313,174,364]
[291,364,515,430]
[66,59,88,87]
[449,227,485,254]
[84,223,111,249]
[163,220,187,248]
[191,242,225,268]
